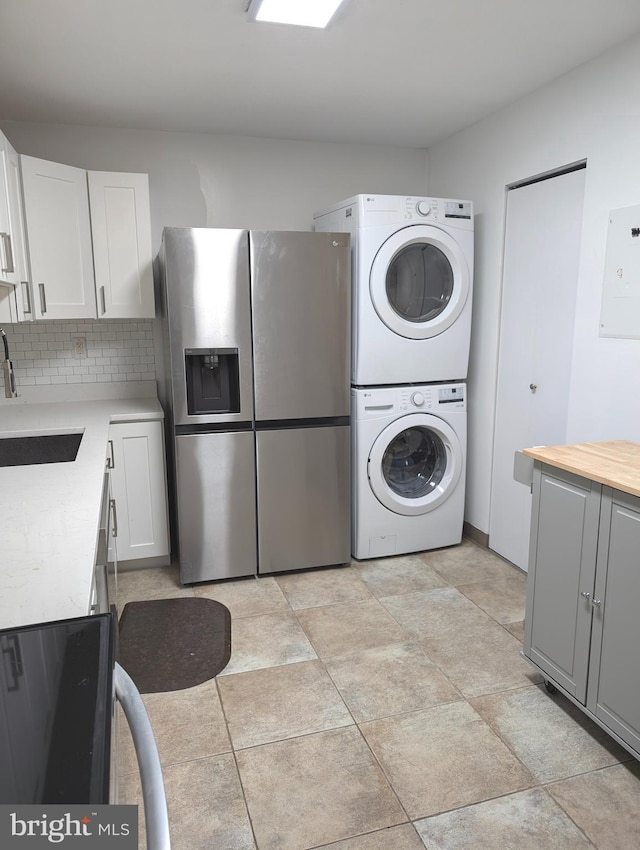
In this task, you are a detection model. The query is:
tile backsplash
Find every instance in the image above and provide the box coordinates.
[4,320,156,386]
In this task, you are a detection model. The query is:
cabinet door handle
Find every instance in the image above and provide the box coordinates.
[106,439,115,469]
[580,591,591,600]
[21,282,31,314]
[110,497,118,538]
[0,233,14,274]
[591,598,602,608]
[100,285,106,315]
[39,283,47,314]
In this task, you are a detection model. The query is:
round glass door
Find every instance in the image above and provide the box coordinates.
[370,225,469,340]
[368,413,462,516]
[386,243,454,324]
[382,426,447,498]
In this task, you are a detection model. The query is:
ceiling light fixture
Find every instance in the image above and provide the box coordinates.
[246,0,347,29]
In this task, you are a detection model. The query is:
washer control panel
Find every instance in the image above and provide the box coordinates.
[355,384,465,418]
[398,384,465,412]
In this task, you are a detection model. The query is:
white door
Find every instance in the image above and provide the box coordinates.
[489,167,586,571]
[88,171,155,319]
[21,155,96,319]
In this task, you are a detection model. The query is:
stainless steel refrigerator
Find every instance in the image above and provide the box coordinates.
[157,227,351,583]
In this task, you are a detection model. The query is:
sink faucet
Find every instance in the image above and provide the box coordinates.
[1,327,17,398]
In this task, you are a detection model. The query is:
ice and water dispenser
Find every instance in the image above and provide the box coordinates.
[184,348,240,415]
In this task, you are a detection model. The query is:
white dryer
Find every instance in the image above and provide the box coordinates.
[314,194,474,385]
[352,383,466,559]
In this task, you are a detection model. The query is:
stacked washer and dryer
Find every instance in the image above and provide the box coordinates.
[314,194,473,559]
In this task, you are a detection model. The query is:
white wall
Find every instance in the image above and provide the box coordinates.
[427,32,640,535]
[0,122,428,253]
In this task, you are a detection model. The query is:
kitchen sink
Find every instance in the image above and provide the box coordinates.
[0,432,83,467]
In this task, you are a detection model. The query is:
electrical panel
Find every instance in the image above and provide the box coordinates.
[600,204,640,338]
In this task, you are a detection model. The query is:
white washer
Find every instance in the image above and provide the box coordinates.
[352,382,466,559]
[314,194,474,385]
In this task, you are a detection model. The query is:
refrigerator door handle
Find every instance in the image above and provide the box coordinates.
[114,662,171,850]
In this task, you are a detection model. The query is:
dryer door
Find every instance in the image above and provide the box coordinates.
[370,225,470,339]
[368,413,462,516]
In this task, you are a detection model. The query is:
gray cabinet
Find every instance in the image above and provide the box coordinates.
[587,489,640,753]
[524,463,640,758]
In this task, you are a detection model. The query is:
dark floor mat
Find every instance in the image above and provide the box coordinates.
[118,597,231,694]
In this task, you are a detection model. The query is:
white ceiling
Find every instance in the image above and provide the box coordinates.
[2,0,640,149]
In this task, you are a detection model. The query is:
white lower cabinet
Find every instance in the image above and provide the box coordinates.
[524,463,640,758]
[108,420,170,564]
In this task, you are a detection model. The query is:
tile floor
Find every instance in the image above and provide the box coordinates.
[117,540,640,850]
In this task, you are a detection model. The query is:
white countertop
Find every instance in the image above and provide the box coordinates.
[0,395,164,630]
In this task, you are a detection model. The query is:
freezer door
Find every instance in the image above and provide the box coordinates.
[161,227,254,426]
[175,431,257,582]
[250,231,351,421]
[256,426,350,573]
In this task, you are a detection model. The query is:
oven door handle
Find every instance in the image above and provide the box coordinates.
[114,662,171,850]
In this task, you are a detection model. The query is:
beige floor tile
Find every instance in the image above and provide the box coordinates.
[422,622,541,697]
[422,540,519,585]
[118,679,231,775]
[219,610,317,675]
[414,788,594,850]
[360,701,534,819]
[117,771,147,848]
[325,642,460,722]
[457,573,527,624]
[193,575,289,618]
[117,565,194,609]
[505,620,525,642]
[547,762,640,850]
[314,824,426,850]
[163,753,255,850]
[381,587,539,697]
[472,685,629,783]
[296,598,410,658]
[218,659,353,749]
[118,756,255,850]
[275,565,372,609]
[380,586,494,638]
[236,727,407,850]
[354,555,448,598]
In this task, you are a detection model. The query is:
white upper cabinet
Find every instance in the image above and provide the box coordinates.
[88,171,154,319]
[19,155,155,321]
[21,155,97,320]
[0,133,31,322]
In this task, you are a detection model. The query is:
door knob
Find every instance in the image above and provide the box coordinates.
[529,383,537,393]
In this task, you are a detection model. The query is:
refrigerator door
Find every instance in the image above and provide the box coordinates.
[250,231,351,422]
[256,425,350,573]
[175,431,257,582]
[161,227,253,426]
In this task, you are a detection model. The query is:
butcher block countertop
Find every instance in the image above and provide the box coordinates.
[522,440,640,498]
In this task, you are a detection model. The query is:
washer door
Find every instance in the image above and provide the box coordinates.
[370,225,470,340]
[368,413,462,516]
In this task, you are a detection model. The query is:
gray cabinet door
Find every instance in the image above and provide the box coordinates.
[587,489,640,752]
[524,466,600,702]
